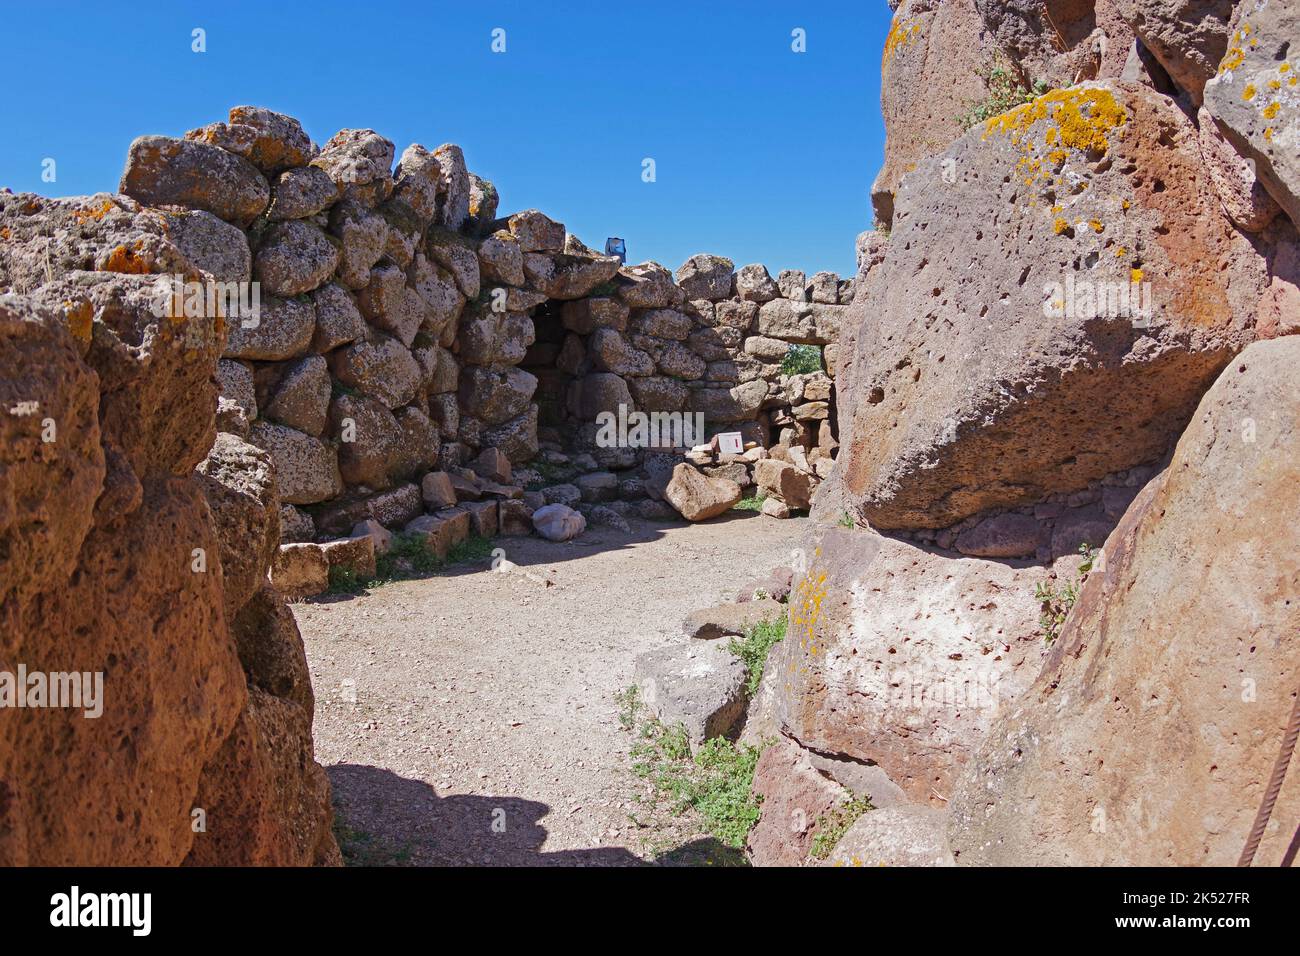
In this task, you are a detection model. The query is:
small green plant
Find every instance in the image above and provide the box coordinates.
[327,564,364,595]
[332,816,414,866]
[330,380,358,400]
[808,795,875,861]
[728,615,787,697]
[780,344,823,376]
[1034,542,1098,643]
[837,510,856,529]
[621,687,764,850]
[364,532,497,589]
[445,533,495,565]
[958,61,1050,130]
[732,492,767,512]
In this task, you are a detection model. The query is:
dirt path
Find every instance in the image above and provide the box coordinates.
[294,510,806,865]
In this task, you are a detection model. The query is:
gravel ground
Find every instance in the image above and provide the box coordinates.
[294,510,807,866]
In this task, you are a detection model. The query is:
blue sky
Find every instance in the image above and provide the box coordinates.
[0,1,890,278]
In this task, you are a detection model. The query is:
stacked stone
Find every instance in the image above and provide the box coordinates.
[112,105,854,563]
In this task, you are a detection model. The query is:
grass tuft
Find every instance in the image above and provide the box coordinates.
[616,686,765,851]
[728,615,787,697]
[808,795,875,861]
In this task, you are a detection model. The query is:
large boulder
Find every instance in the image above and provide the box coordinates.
[767,525,1044,804]
[0,186,337,867]
[948,337,1300,866]
[196,432,280,619]
[249,421,342,505]
[872,0,1001,227]
[663,463,742,521]
[184,106,317,175]
[831,81,1271,531]
[1203,1,1300,225]
[1112,0,1236,104]
[633,643,748,751]
[119,135,269,226]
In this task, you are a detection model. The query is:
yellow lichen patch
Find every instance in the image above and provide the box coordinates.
[72,198,115,224]
[1263,101,1280,119]
[1089,219,1104,233]
[789,567,829,653]
[1264,127,1274,142]
[984,87,1127,155]
[1269,79,1282,91]
[882,16,922,71]
[1243,83,1257,101]
[1115,246,1126,257]
[1131,268,1144,283]
[1122,199,1131,210]
[101,242,150,275]
[1282,63,1292,74]
[62,299,93,344]
[1054,218,1069,235]
[1219,26,1249,74]
[0,227,9,242]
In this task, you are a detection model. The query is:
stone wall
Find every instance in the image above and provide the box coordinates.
[87,106,853,587]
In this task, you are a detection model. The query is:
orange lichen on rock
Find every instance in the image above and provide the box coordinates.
[62,298,94,344]
[101,242,151,275]
[882,15,921,71]
[789,563,829,655]
[72,199,116,224]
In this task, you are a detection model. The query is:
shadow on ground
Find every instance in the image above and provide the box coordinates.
[329,763,744,867]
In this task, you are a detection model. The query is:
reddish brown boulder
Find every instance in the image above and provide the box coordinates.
[833,82,1271,531]
[949,338,1300,865]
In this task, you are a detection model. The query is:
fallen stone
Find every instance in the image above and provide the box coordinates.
[498,499,535,536]
[531,503,586,542]
[421,471,457,510]
[819,805,955,867]
[753,459,812,510]
[319,534,377,580]
[633,643,747,751]
[747,738,855,866]
[270,543,329,599]
[681,599,786,640]
[663,463,741,521]
[350,518,393,556]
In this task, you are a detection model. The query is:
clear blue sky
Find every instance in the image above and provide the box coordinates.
[0,1,890,278]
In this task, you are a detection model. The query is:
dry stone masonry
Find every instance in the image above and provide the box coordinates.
[63,106,852,596]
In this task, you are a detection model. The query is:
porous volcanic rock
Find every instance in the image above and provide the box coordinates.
[831,81,1271,531]
[948,337,1300,866]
